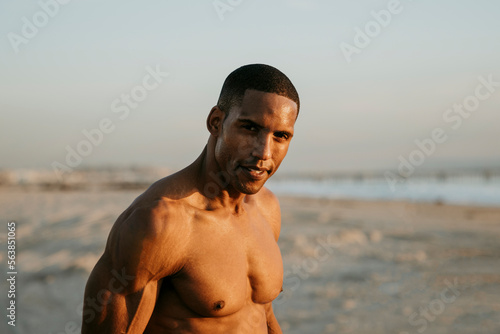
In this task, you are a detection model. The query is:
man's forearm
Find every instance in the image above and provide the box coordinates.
[82,288,157,333]
[265,302,282,334]
[268,319,282,334]
[82,262,159,333]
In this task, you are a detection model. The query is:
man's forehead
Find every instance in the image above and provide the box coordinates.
[237,90,298,120]
[241,89,297,106]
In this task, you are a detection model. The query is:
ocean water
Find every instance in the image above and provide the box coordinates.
[3,168,499,207]
[267,176,500,207]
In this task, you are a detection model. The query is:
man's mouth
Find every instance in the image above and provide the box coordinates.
[239,165,269,180]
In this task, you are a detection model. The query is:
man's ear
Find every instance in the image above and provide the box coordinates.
[207,106,225,136]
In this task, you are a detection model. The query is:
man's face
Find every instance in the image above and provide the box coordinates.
[214,89,298,195]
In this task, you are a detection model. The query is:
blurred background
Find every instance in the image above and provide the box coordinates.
[1,1,500,333]
[1,0,500,204]
[1,0,500,171]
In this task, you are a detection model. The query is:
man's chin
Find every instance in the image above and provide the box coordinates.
[230,168,270,194]
[234,179,266,195]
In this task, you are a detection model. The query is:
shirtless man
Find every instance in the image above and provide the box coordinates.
[82,64,300,333]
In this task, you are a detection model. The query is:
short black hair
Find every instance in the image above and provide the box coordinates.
[217,64,300,117]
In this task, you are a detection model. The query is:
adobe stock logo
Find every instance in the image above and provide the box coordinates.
[385,74,499,191]
[212,0,243,21]
[7,0,73,54]
[403,277,478,334]
[51,64,169,181]
[339,0,417,63]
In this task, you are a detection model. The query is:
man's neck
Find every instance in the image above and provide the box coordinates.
[191,144,248,214]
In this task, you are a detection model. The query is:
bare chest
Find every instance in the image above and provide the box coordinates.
[158,212,283,317]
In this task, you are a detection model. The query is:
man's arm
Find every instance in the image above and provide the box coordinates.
[258,188,283,333]
[265,302,282,334]
[257,187,282,242]
[81,201,185,333]
[81,257,160,333]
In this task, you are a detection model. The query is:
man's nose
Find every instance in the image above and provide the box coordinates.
[252,133,272,160]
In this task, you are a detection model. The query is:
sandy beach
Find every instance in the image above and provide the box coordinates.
[1,187,499,334]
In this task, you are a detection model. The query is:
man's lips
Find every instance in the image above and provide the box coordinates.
[239,165,270,180]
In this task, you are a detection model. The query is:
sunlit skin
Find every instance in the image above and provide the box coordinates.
[212,89,296,197]
[82,89,298,333]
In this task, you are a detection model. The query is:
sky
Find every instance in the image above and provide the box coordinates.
[1,0,499,174]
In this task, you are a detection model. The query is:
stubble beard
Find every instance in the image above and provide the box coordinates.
[231,167,267,195]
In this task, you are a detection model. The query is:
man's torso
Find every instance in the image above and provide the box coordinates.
[118,180,284,333]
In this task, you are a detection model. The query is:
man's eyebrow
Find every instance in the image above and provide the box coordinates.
[237,118,262,128]
[275,130,293,138]
[238,118,293,137]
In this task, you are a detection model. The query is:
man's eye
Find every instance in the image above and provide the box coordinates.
[243,125,257,131]
[275,132,289,140]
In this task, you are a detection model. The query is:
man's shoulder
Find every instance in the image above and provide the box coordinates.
[124,171,196,231]
[110,171,195,250]
[251,186,281,240]
[125,197,175,234]
[254,186,280,208]
[106,195,190,281]
[122,193,191,243]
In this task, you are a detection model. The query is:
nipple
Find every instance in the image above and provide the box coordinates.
[213,300,225,311]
